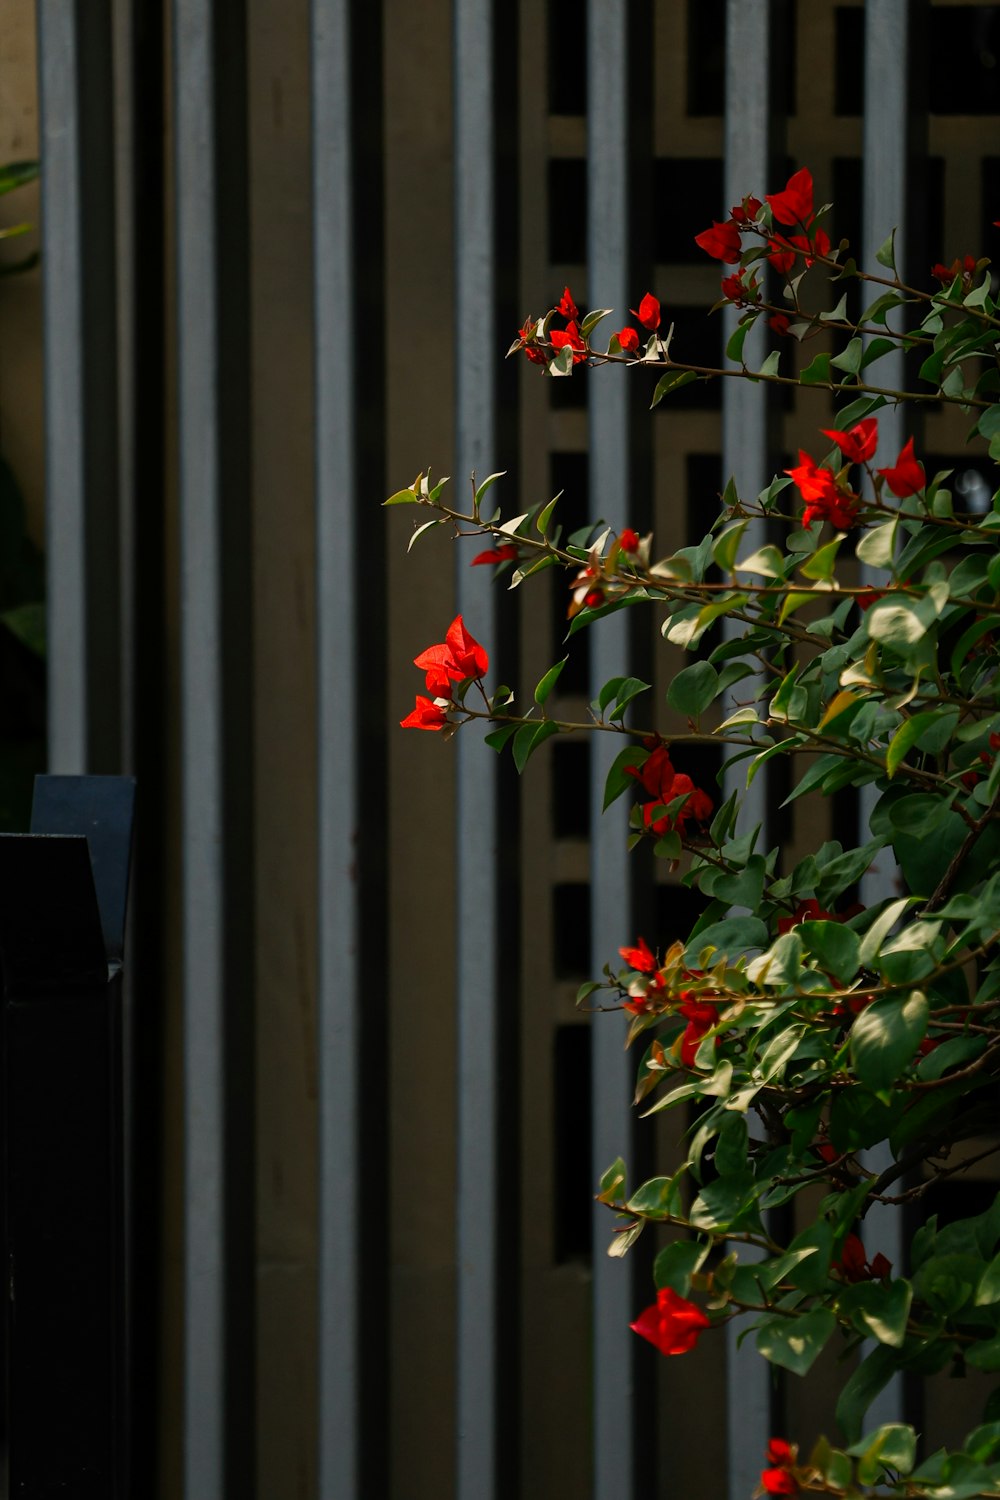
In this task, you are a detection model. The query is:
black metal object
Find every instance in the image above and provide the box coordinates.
[0,775,135,1497]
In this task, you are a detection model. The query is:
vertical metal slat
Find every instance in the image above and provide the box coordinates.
[38,0,121,774]
[454,2,500,1497]
[722,3,773,1493]
[587,3,635,1494]
[860,0,910,1430]
[174,0,254,1493]
[313,0,363,1495]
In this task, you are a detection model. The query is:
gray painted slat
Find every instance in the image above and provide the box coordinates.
[860,0,909,1430]
[175,4,226,1490]
[313,0,362,1495]
[722,3,772,1493]
[587,3,634,1494]
[175,2,253,1493]
[454,2,499,1497]
[37,0,120,773]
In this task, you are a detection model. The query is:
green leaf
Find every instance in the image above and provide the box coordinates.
[875,230,897,271]
[684,916,767,965]
[836,1344,900,1442]
[653,1239,709,1295]
[474,470,507,506]
[799,920,861,981]
[512,718,559,772]
[755,1308,836,1376]
[603,743,648,810]
[757,350,780,378]
[579,307,612,337]
[726,322,750,362]
[608,677,651,722]
[534,658,568,706]
[384,487,420,505]
[535,494,559,535]
[850,991,928,1090]
[800,351,832,385]
[627,1175,680,1219]
[0,160,39,196]
[860,336,897,371]
[667,661,719,717]
[484,724,518,754]
[712,520,748,572]
[839,1278,912,1347]
[0,602,45,657]
[855,519,897,568]
[885,710,945,778]
[800,536,844,581]
[650,369,697,407]
[831,337,864,376]
[850,1425,916,1480]
[967,1337,1000,1373]
[597,1157,627,1200]
[689,1173,757,1231]
[736,544,785,578]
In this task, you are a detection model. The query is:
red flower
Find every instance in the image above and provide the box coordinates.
[766,166,814,227]
[627,744,676,800]
[720,270,760,307]
[556,285,579,321]
[616,326,640,354]
[400,695,449,731]
[695,219,742,263]
[878,436,924,498]
[761,1468,798,1496]
[731,195,762,224]
[517,317,548,366]
[618,527,640,553]
[831,1231,892,1283]
[769,313,790,337]
[630,1286,711,1356]
[620,936,657,974]
[786,452,859,530]
[767,1440,796,1468]
[820,417,878,464]
[767,227,829,273]
[471,543,519,566]
[857,588,887,612]
[550,320,587,364]
[679,996,717,1066]
[777,897,836,935]
[631,293,661,330]
[413,615,488,697]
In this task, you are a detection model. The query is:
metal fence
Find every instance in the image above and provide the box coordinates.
[30,0,999,1495]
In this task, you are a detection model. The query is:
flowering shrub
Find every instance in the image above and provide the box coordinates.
[390,168,1000,1497]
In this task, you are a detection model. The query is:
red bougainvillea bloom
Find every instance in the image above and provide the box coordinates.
[616,326,640,354]
[620,936,657,974]
[517,317,548,366]
[730,195,762,224]
[766,166,814,227]
[786,452,860,530]
[627,744,675,800]
[630,292,661,330]
[720,269,761,307]
[831,1231,892,1283]
[777,897,836,935]
[821,417,878,464]
[679,996,718,1067]
[695,219,742,263]
[767,1440,796,1468]
[618,527,640,553]
[413,615,488,697]
[878,436,925,497]
[766,237,796,274]
[471,543,519,567]
[556,285,579,321]
[400,695,449,732]
[769,313,790,336]
[630,1286,711,1356]
[931,255,977,287]
[550,320,587,364]
[761,1467,799,1496]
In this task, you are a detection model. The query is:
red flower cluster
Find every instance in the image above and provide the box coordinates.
[616,326,640,354]
[516,286,587,368]
[401,615,488,731]
[618,528,640,554]
[630,1286,711,1356]
[618,936,667,1016]
[931,254,977,288]
[764,168,830,270]
[626,745,714,836]
[776,897,836,935]
[831,1231,891,1283]
[878,437,924,498]
[786,452,860,531]
[695,170,829,275]
[678,996,717,1067]
[761,1439,799,1496]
